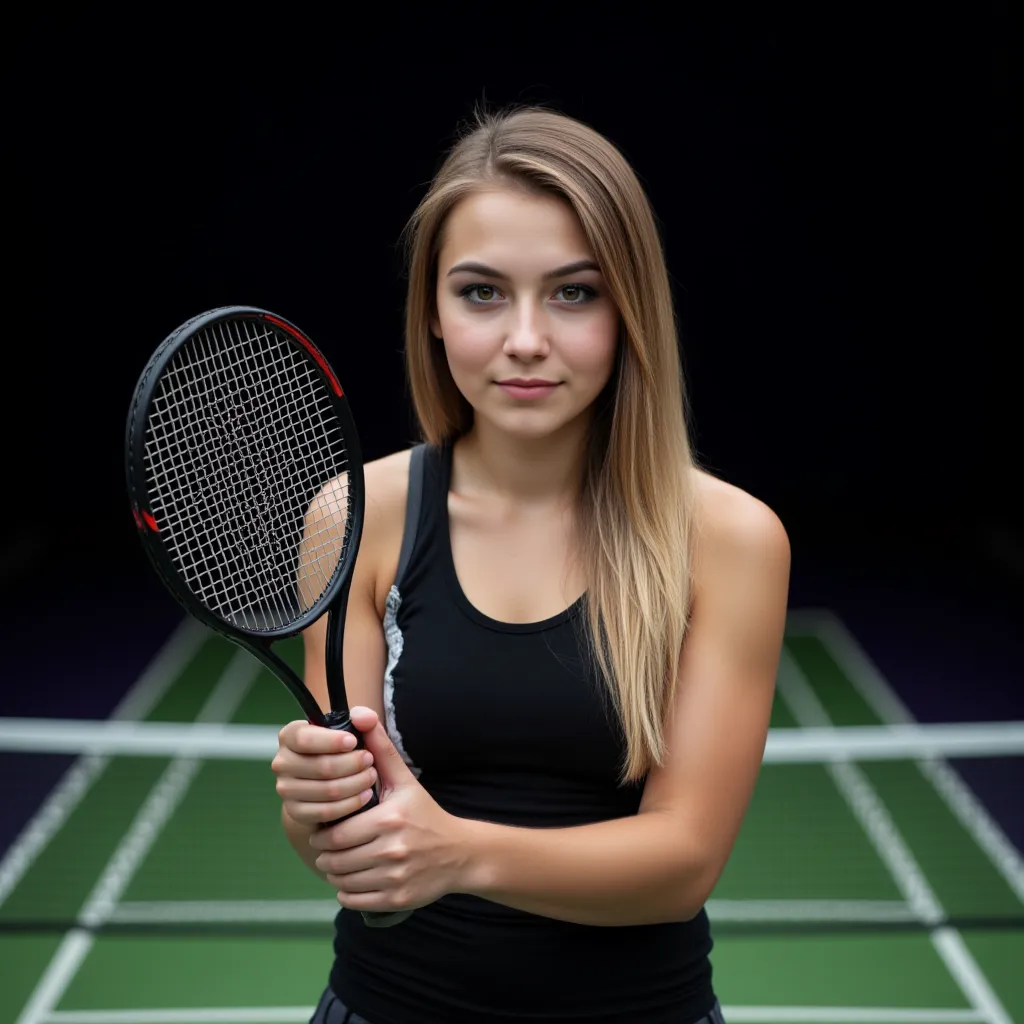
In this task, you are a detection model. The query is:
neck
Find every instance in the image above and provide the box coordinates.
[454,417,590,507]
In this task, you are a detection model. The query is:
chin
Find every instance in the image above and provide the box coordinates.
[479,404,588,442]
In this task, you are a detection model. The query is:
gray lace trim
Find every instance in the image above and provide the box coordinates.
[383,584,421,777]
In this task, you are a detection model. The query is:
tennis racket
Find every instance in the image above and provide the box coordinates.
[125,304,411,928]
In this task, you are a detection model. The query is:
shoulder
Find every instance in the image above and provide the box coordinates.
[360,446,418,613]
[363,446,415,521]
[311,447,413,530]
[689,467,791,592]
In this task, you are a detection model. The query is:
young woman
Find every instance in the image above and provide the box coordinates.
[272,106,790,1024]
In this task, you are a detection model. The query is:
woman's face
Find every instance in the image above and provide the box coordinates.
[432,188,620,441]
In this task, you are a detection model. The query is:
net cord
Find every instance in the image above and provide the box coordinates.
[0,718,1020,762]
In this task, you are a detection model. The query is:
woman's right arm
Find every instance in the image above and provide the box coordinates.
[273,454,409,879]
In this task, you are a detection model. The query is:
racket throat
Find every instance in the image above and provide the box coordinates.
[241,641,326,726]
[324,581,354,716]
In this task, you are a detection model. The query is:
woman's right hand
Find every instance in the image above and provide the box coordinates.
[272,721,378,827]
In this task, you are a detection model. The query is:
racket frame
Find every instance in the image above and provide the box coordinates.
[124,305,365,729]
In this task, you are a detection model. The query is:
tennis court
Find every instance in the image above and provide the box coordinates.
[2,609,1021,1023]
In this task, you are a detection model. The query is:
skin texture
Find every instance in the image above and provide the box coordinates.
[432,189,619,451]
[273,187,791,925]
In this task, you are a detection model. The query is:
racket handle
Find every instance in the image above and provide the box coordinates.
[322,712,413,929]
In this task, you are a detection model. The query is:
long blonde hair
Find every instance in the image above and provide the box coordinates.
[402,106,699,782]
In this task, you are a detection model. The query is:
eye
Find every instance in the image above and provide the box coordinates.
[460,284,502,304]
[555,284,596,305]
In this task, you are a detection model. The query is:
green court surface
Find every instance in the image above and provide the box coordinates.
[2,611,1021,1023]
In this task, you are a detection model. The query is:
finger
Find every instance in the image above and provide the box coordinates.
[324,867,387,893]
[279,721,358,756]
[272,748,372,782]
[315,846,381,880]
[275,766,377,803]
[309,804,387,851]
[348,706,380,734]
[358,713,416,790]
[334,888,409,913]
[283,787,375,826]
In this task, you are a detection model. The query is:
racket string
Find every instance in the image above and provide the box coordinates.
[201,321,315,629]
[219,320,351,624]
[219,319,352,606]
[141,318,353,630]
[149,329,346,627]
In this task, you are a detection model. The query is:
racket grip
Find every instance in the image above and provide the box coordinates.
[322,712,413,929]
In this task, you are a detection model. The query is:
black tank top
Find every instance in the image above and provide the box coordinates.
[329,442,714,1023]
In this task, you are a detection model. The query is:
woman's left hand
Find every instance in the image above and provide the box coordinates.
[308,706,470,914]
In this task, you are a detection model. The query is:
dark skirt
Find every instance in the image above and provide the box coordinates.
[309,986,727,1024]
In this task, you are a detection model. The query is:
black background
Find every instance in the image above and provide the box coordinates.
[2,7,1018,618]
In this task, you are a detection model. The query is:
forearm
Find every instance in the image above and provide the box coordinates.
[281,806,330,883]
[460,810,711,927]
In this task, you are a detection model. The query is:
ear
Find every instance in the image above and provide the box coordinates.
[429,311,442,339]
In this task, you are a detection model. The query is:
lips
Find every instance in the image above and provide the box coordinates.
[496,379,561,399]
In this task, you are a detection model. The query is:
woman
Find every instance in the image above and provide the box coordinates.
[272,105,790,1024]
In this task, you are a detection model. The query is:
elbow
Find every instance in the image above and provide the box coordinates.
[674,890,710,923]
[671,853,723,923]
[642,813,724,923]
[676,894,711,923]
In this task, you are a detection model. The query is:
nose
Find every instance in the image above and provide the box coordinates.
[503,304,550,361]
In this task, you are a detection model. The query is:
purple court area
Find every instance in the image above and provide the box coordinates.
[0,567,183,856]
[791,556,1023,854]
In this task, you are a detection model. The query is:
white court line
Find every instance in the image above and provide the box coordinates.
[46,1012,313,1024]
[797,611,1023,1016]
[777,648,943,925]
[41,1006,987,1024]
[16,648,260,1024]
[0,619,206,911]
[112,899,338,923]
[108,896,917,925]
[777,645,1012,1024]
[795,609,1024,906]
[16,932,94,1024]
[931,929,1017,1024]
[0,720,281,759]
[706,898,916,922]
[724,1010,984,1024]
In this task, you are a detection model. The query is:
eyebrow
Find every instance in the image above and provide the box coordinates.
[445,259,601,281]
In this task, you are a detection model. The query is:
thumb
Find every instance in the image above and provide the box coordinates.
[349,706,416,790]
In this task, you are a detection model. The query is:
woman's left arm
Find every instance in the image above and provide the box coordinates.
[458,489,791,926]
[311,486,790,927]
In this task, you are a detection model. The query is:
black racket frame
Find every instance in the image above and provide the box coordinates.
[124,305,364,735]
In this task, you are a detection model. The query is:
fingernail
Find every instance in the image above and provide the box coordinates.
[361,789,373,804]
[362,751,374,766]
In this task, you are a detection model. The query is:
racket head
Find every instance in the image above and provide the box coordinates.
[125,306,364,643]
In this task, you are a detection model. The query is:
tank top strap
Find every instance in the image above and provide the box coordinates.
[387,440,449,601]
[391,442,428,593]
